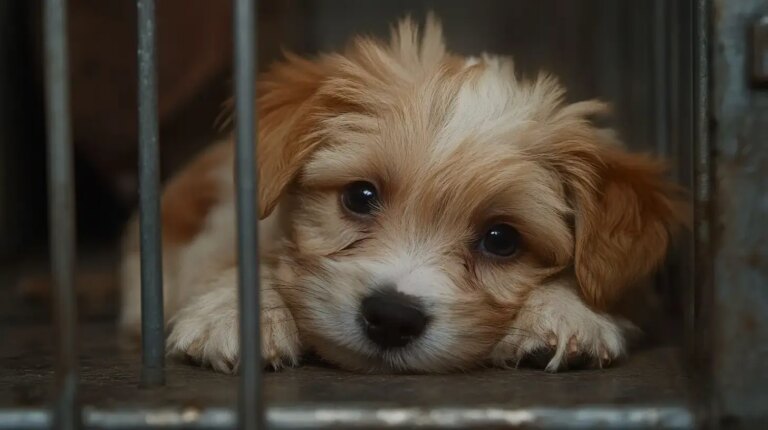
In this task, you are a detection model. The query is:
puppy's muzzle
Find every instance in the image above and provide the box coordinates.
[360,288,428,349]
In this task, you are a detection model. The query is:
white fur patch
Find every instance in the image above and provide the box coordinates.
[361,252,455,299]
[435,71,511,152]
[396,265,453,299]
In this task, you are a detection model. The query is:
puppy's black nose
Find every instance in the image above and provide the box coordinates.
[361,289,428,349]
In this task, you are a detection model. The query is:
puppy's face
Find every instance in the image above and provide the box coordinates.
[257,18,684,372]
[284,98,572,372]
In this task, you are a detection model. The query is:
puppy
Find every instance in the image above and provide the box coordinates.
[119,16,686,374]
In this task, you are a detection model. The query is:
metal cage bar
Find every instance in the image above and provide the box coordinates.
[42,0,80,428]
[233,0,263,429]
[136,0,165,388]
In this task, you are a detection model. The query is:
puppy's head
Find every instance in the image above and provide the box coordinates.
[256,16,686,372]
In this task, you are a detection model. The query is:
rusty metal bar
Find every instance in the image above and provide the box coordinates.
[42,0,80,428]
[136,0,165,387]
[233,0,262,428]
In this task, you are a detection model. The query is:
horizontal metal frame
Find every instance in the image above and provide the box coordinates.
[0,405,694,430]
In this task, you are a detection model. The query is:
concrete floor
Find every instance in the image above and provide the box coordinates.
[0,322,696,429]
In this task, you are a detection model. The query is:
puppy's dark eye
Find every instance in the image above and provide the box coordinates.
[342,181,379,215]
[480,223,520,257]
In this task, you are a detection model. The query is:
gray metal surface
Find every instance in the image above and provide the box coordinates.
[42,0,80,428]
[710,0,768,426]
[136,0,165,388]
[233,0,263,429]
[0,405,693,430]
[0,324,694,429]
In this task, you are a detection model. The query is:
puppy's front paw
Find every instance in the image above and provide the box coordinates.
[259,302,302,369]
[167,287,302,374]
[490,286,631,372]
[167,299,240,374]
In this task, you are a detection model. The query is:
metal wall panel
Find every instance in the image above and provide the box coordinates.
[710,0,768,425]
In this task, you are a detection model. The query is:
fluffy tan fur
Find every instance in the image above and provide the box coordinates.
[119,15,685,374]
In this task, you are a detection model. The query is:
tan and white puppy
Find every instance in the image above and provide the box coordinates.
[119,16,686,374]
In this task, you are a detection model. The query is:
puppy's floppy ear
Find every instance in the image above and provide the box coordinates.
[542,103,688,309]
[571,147,687,309]
[256,53,332,219]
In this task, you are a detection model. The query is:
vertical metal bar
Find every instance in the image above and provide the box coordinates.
[136,0,165,387]
[42,0,79,428]
[692,0,712,373]
[692,0,714,421]
[234,0,262,428]
[651,0,673,308]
